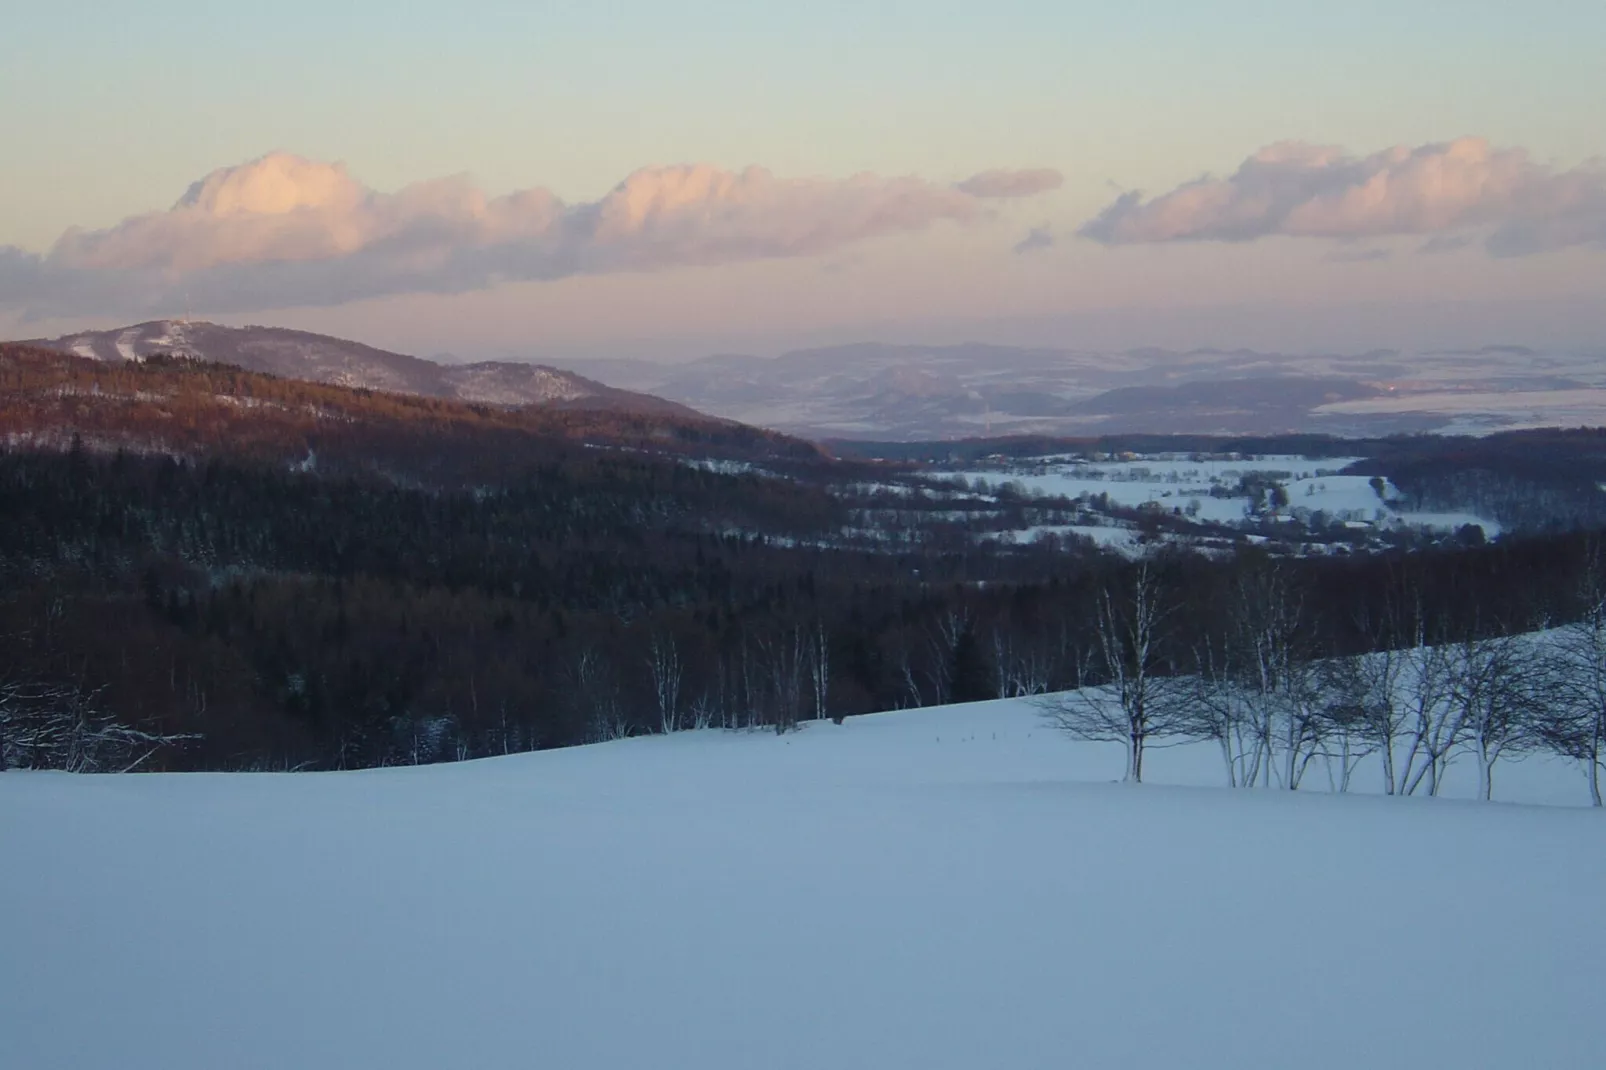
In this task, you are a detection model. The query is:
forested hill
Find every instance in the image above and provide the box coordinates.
[3,338,1604,777]
[0,342,826,479]
[26,319,702,418]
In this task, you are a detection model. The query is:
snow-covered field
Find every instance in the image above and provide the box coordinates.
[2,698,1600,1070]
[948,455,1501,538]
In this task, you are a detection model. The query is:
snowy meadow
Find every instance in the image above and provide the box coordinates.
[2,696,1601,1070]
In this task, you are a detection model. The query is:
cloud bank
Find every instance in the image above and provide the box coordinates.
[1079,137,1606,256]
[0,154,1062,318]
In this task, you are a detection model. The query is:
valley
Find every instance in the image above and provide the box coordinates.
[556,341,1606,439]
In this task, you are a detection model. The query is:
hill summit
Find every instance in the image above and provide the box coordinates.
[28,320,696,417]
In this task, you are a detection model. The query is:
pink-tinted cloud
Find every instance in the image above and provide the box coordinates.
[1,154,1060,318]
[1079,137,1606,256]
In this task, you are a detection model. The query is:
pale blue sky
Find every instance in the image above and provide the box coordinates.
[2,1,1603,354]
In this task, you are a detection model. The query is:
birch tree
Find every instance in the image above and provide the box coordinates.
[808,620,833,723]
[573,647,628,742]
[1318,650,1403,794]
[647,633,684,735]
[1446,634,1550,801]
[1185,636,1257,788]
[1550,556,1606,806]
[1227,563,1324,788]
[1039,561,1181,782]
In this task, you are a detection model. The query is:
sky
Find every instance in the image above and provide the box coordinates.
[2,1,1604,359]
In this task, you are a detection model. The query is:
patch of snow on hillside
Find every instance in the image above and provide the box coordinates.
[449,365,592,405]
[998,523,1143,554]
[114,327,141,361]
[1392,510,1502,537]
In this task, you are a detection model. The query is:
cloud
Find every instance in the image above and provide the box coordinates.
[1324,246,1392,263]
[956,168,1064,198]
[2,154,1062,318]
[0,246,47,301]
[1012,225,1055,254]
[1078,137,1606,256]
[1417,234,1473,255]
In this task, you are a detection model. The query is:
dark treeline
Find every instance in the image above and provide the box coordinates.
[2,442,1602,775]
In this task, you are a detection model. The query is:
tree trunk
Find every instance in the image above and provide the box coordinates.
[1586,732,1599,809]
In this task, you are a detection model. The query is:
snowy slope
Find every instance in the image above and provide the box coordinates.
[2,698,1601,1070]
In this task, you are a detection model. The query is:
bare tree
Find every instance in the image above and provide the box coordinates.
[647,633,684,735]
[1359,590,1477,799]
[1318,651,1401,793]
[1225,563,1327,788]
[1,675,196,773]
[572,647,628,742]
[1038,561,1181,782]
[1551,558,1606,806]
[894,641,926,710]
[1445,633,1550,801]
[1185,636,1258,788]
[757,626,808,734]
[921,609,972,706]
[992,629,1051,699]
[807,620,833,723]
[1396,640,1460,797]
[1342,600,1420,794]
[687,692,716,731]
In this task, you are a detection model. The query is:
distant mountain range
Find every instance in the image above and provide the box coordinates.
[19,322,1606,441]
[553,342,1606,440]
[27,320,700,418]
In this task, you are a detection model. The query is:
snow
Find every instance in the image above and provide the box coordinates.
[2,698,1600,1070]
[947,455,1506,538]
[686,458,765,476]
[997,523,1142,553]
[1392,509,1502,537]
[949,457,1371,526]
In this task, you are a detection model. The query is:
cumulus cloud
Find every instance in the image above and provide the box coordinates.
[1,154,1062,318]
[956,168,1064,198]
[1012,225,1055,254]
[1078,137,1606,256]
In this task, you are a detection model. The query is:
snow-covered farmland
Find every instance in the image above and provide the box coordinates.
[2,698,1600,1070]
[944,454,1501,540]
